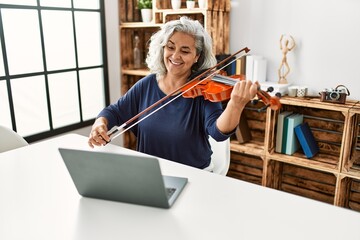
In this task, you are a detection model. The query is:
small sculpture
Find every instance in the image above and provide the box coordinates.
[278,34,296,84]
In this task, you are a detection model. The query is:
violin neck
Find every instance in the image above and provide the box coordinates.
[211,74,238,86]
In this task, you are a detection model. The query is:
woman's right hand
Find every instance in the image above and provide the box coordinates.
[88,117,110,148]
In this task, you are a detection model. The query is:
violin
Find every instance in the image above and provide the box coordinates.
[181,72,281,111]
[107,47,281,140]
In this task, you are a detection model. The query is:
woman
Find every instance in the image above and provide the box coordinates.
[88,17,258,170]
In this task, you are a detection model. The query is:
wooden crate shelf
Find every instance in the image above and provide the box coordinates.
[229,96,360,212]
[228,152,264,186]
[266,160,337,204]
[342,102,360,178]
[119,0,231,149]
[337,176,360,212]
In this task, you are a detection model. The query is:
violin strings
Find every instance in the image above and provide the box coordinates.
[109,52,250,141]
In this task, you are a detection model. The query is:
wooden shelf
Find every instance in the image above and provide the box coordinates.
[121,68,150,76]
[118,0,230,149]
[230,96,360,212]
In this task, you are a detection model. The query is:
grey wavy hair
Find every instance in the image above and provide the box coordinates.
[145,16,217,79]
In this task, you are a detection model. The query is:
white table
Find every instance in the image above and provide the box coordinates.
[1,133,360,240]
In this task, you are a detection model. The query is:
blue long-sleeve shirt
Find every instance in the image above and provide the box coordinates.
[98,74,233,169]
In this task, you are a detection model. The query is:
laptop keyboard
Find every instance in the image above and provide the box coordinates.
[166,187,176,199]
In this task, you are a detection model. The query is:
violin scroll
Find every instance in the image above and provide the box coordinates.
[254,86,281,112]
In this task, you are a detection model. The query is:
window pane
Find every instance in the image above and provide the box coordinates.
[11,76,49,136]
[73,0,99,9]
[2,9,43,75]
[80,68,105,121]
[0,0,36,5]
[48,72,80,128]
[0,80,12,128]
[42,10,76,71]
[40,0,71,8]
[0,38,4,77]
[75,11,102,67]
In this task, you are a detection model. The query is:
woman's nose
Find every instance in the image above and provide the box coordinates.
[172,50,181,59]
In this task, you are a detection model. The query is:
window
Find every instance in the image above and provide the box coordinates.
[0,0,108,142]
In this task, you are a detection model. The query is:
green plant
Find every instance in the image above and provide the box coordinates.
[138,0,152,9]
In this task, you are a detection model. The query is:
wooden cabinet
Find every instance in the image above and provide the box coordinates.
[228,96,360,212]
[118,0,230,149]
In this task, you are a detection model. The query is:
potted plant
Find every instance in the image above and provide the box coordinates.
[138,0,152,22]
[198,0,206,9]
[186,0,195,9]
[171,0,181,10]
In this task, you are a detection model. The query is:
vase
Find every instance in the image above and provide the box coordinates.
[141,9,152,23]
[186,1,195,9]
[198,0,206,8]
[171,0,181,10]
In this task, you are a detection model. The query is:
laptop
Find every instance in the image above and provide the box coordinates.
[58,148,188,209]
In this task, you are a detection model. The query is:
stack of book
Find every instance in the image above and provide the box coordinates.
[275,112,319,158]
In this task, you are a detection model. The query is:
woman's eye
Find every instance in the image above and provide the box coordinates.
[166,45,175,50]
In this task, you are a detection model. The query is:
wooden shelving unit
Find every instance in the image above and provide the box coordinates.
[118,0,230,149]
[228,96,360,212]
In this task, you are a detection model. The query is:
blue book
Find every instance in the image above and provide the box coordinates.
[275,111,293,153]
[281,113,295,153]
[295,122,320,158]
[284,114,304,155]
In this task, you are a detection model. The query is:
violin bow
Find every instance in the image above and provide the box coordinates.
[107,47,251,141]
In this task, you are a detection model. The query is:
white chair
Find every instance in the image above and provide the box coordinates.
[209,136,231,176]
[0,125,29,153]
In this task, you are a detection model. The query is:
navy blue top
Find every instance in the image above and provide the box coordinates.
[98,74,233,169]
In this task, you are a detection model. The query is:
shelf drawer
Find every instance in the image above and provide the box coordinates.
[266,160,336,205]
[338,176,360,212]
[228,152,264,186]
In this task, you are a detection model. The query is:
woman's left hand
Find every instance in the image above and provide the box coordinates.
[216,80,258,134]
[228,80,258,108]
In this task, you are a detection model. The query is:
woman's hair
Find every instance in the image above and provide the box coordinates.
[145,16,217,79]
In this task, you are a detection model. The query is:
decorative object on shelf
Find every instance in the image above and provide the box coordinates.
[198,0,206,8]
[186,0,195,9]
[288,86,298,97]
[296,86,308,97]
[171,0,181,9]
[295,122,320,158]
[138,0,153,22]
[319,85,350,104]
[133,35,142,69]
[278,34,296,84]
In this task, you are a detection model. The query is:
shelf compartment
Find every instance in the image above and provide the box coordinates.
[342,103,360,178]
[272,100,353,171]
[228,152,264,186]
[154,0,231,12]
[337,176,360,212]
[120,27,159,70]
[266,160,337,205]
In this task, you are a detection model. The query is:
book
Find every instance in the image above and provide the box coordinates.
[245,55,265,81]
[235,114,252,143]
[235,56,246,75]
[275,111,293,153]
[284,114,304,155]
[253,58,267,82]
[295,122,320,158]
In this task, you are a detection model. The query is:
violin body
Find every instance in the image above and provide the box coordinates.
[182,78,234,102]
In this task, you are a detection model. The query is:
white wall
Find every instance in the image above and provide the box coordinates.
[230,0,360,100]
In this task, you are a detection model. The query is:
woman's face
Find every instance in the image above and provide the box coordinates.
[163,31,199,78]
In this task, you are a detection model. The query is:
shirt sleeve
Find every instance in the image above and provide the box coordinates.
[203,100,235,141]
